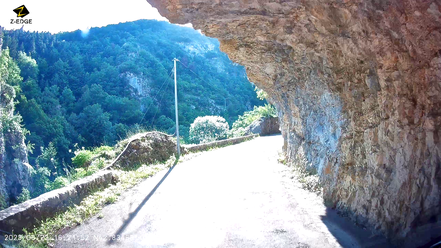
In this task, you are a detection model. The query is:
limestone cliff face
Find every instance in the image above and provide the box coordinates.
[0,82,32,208]
[146,0,441,245]
[0,39,32,208]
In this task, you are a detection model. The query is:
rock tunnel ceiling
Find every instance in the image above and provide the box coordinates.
[146,0,441,246]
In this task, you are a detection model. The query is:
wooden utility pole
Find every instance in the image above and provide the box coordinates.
[173,58,180,157]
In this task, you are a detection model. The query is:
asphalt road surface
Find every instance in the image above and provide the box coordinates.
[56,135,392,248]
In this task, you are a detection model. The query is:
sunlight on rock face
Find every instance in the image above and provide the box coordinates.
[146,0,441,246]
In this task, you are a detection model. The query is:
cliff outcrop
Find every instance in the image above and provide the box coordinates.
[145,0,441,246]
[108,132,177,169]
[0,82,32,208]
[246,117,280,136]
[0,39,32,208]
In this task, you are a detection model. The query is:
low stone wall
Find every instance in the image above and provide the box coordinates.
[0,170,117,234]
[183,134,259,153]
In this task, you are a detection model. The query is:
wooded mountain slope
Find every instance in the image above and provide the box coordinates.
[1,20,262,166]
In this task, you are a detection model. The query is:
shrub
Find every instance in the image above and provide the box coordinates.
[93,158,106,170]
[0,113,24,133]
[105,195,117,204]
[229,104,277,137]
[17,188,31,204]
[31,167,51,197]
[72,168,87,181]
[0,195,7,210]
[72,149,93,167]
[228,127,248,138]
[36,142,58,173]
[189,116,229,144]
[50,176,70,191]
[72,146,113,168]
[86,163,100,176]
[92,146,113,154]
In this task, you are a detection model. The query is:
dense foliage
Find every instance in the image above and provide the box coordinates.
[189,116,229,144]
[1,20,263,171]
[229,104,277,137]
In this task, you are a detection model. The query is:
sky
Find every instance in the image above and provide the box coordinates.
[0,0,169,33]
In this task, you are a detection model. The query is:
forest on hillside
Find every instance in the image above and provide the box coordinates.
[0,20,263,168]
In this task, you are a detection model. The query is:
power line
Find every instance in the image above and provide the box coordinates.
[138,69,174,125]
[178,60,223,96]
[177,60,228,111]
[177,60,207,83]
[150,77,172,127]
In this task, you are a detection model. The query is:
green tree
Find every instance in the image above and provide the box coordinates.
[156,115,175,132]
[16,188,31,204]
[31,167,51,197]
[0,48,22,86]
[36,142,59,176]
[189,116,229,144]
[16,51,39,81]
[75,104,113,147]
[60,87,75,112]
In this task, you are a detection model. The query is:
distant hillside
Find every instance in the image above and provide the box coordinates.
[1,20,262,165]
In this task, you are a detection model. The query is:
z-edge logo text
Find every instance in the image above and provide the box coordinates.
[11,5,32,24]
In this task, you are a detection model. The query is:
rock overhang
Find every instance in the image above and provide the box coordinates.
[145,0,441,246]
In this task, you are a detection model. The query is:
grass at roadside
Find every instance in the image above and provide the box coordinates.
[17,158,177,248]
[278,151,322,195]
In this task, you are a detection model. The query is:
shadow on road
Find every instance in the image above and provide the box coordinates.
[320,208,394,248]
[321,207,441,248]
[107,158,179,245]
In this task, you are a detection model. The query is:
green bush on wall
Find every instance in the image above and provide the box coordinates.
[71,150,93,167]
[229,104,277,137]
[30,167,51,197]
[49,177,70,191]
[189,116,229,144]
[16,188,30,204]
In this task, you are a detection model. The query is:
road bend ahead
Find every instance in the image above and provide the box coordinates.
[56,135,391,248]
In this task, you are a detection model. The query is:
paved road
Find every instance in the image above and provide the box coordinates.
[56,135,392,248]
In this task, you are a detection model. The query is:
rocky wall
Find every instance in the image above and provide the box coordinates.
[145,0,441,246]
[0,170,117,234]
[106,132,177,170]
[0,45,32,207]
[246,117,280,135]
